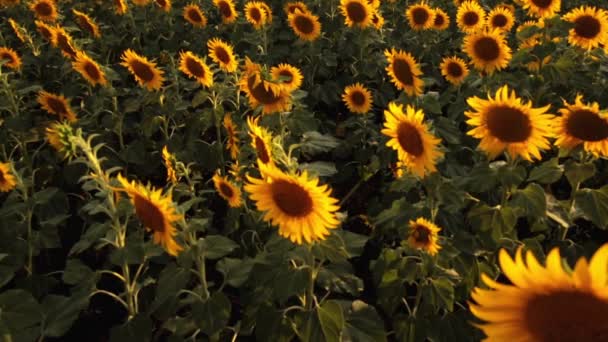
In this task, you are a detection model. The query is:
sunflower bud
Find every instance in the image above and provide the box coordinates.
[45,121,78,160]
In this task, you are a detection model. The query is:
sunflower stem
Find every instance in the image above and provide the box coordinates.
[305,244,316,311]
[198,254,210,301]
[1,71,20,116]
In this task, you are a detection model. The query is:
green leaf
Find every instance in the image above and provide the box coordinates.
[216,257,254,288]
[565,161,596,187]
[300,131,341,156]
[317,261,363,296]
[426,278,455,312]
[528,158,563,184]
[574,186,608,229]
[41,294,89,337]
[150,263,190,313]
[510,183,547,218]
[317,300,345,342]
[0,289,42,341]
[200,235,239,259]
[254,304,294,342]
[110,314,153,342]
[193,292,231,336]
[343,300,387,342]
[63,259,95,285]
[33,187,59,206]
[299,162,338,177]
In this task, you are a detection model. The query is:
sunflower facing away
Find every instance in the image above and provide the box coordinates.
[340,0,373,28]
[72,51,108,87]
[178,50,213,88]
[35,20,55,41]
[465,85,555,161]
[183,3,207,28]
[72,9,101,38]
[440,56,469,85]
[162,146,178,183]
[46,121,77,160]
[382,103,444,178]
[342,83,373,114]
[562,6,608,51]
[240,58,291,114]
[384,48,424,97]
[9,19,27,43]
[288,9,322,41]
[120,49,165,91]
[407,218,441,256]
[247,116,275,167]
[30,0,58,22]
[117,174,183,256]
[406,2,435,31]
[244,163,341,245]
[463,29,512,74]
[213,0,238,24]
[213,172,242,208]
[244,1,268,29]
[51,26,78,59]
[207,38,238,72]
[470,243,608,341]
[0,162,17,193]
[224,113,240,160]
[270,63,303,92]
[0,47,22,70]
[555,95,608,157]
[38,91,77,123]
[521,0,560,18]
[487,6,515,32]
[457,1,486,34]
[432,8,450,30]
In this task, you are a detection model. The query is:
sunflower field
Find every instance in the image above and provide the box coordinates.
[2,0,608,340]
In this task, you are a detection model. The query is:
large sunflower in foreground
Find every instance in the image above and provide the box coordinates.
[72,9,101,38]
[247,116,275,167]
[117,174,183,256]
[288,9,322,41]
[384,48,424,97]
[406,2,435,31]
[178,50,213,87]
[440,56,469,85]
[120,49,165,91]
[240,58,291,114]
[555,95,608,157]
[0,162,17,193]
[213,172,242,208]
[245,163,341,245]
[382,102,443,178]
[183,3,207,28]
[465,85,555,161]
[487,7,515,32]
[244,1,268,29]
[51,26,78,59]
[457,1,486,33]
[470,243,608,341]
[432,8,450,30]
[521,0,560,18]
[72,51,108,87]
[342,83,373,114]
[213,0,238,24]
[0,47,22,70]
[463,29,512,74]
[30,0,57,22]
[224,113,240,159]
[270,63,303,92]
[407,218,441,256]
[38,91,77,123]
[207,38,238,72]
[340,0,373,28]
[562,6,608,51]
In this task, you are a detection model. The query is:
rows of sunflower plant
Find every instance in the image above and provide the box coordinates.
[1,0,608,340]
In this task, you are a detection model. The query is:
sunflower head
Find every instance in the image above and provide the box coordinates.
[371,11,385,29]
[154,0,171,12]
[406,218,441,255]
[288,9,322,41]
[35,20,55,41]
[521,0,560,18]
[488,7,515,32]
[51,26,79,59]
[463,29,512,74]
[563,6,608,51]
[37,90,77,123]
[340,0,374,28]
[114,0,129,15]
[456,1,486,33]
[270,63,303,92]
[384,48,424,97]
[224,113,240,160]
[245,1,269,29]
[207,38,238,72]
[213,0,238,24]
[120,49,165,91]
[178,50,213,88]
[406,2,435,30]
[183,3,207,27]
[440,56,469,85]
[9,19,27,43]
[213,171,242,208]
[72,51,108,87]
[555,95,608,157]
[46,121,78,160]
[72,9,101,38]
[162,146,178,183]
[247,116,275,167]
[284,1,308,15]
[432,8,450,30]
[0,162,17,193]
[30,0,58,22]
[0,47,22,70]
[239,58,291,114]
[342,83,373,114]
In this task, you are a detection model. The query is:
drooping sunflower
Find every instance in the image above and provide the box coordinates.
[470,243,608,341]
[432,8,450,30]
[30,0,58,22]
[487,6,515,32]
[9,19,27,43]
[207,38,238,72]
[456,1,486,33]
[162,146,178,183]
[239,58,291,114]
[340,0,373,28]
[0,47,22,70]
[178,50,213,88]
[384,48,424,97]
[72,51,108,87]
[554,95,608,157]
[35,20,55,41]
[37,91,77,123]
[247,116,275,166]
[117,174,183,256]
[562,6,608,51]
[0,162,17,193]
[51,26,78,59]
[270,63,303,92]
[440,56,469,85]
[72,9,101,38]
[288,9,322,41]
[463,29,512,74]
[213,172,242,208]
[521,0,560,18]
[284,1,308,15]
[213,0,238,24]
[224,113,240,160]
[114,0,128,15]
[342,83,373,114]
[244,163,341,245]
[183,3,207,28]
[244,1,268,29]
[406,2,435,31]
[46,121,77,160]
[120,49,165,91]
[465,85,555,161]
[154,0,171,12]
[407,218,441,256]
[382,103,443,178]
[371,11,385,29]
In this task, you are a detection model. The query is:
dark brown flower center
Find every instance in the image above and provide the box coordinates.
[187,8,203,23]
[218,1,232,18]
[397,122,424,157]
[574,15,601,39]
[492,14,508,28]
[250,7,262,22]
[474,37,501,61]
[411,224,431,244]
[566,109,608,142]
[247,75,282,105]
[412,7,429,25]
[393,57,414,86]
[447,62,463,77]
[486,105,532,142]
[155,0,167,8]
[463,11,479,27]
[255,136,271,164]
[530,0,552,9]
[346,2,367,23]
[46,97,68,115]
[219,182,234,198]
[524,290,608,342]
[278,70,294,83]
[38,26,53,40]
[350,91,366,106]
[294,14,314,34]
[84,61,101,80]
[213,46,231,64]
[57,34,77,58]
[185,57,205,77]
[434,13,445,27]
[0,52,15,64]
[35,2,53,16]
[130,59,155,82]
[77,17,96,35]
[133,194,166,233]
[271,180,313,217]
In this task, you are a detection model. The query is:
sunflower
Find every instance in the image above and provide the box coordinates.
[562,6,608,51]
[162,146,178,183]
[270,63,303,92]
[247,116,275,166]
[440,56,469,85]
[35,20,55,41]
[340,0,373,28]
[465,85,555,161]
[244,1,268,29]
[259,2,273,23]
[456,1,486,33]
[244,163,341,245]
[37,91,77,123]
[183,3,207,28]
[371,11,385,29]
[0,47,22,70]
[384,48,424,97]
[487,6,515,32]
[382,103,443,178]
[284,1,308,15]
[224,113,240,160]
[239,58,291,114]
[117,174,183,256]
[0,0,20,8]
[0,162,17,193]
[213,0,238,24]
[213,172,242,208]
[178,50,213,88]
[432,8,450,30]
[51,26,78,59]
[470,243,608,341]
[120,49,165,91]
[406,2,435,31]
[463,29,512,74]
[154,0,171,12]
[30,0,58,22]
[9,19,27,43]
[207,38,238,72]
[132,0,150,6]
[114,0,128,15]
[407,218,441,256]
[342,83,373,114]
[288,9,322,41]
[72,9,101,38]
[496,2,516,14]
[521,0,560,18]
[72,51,108,87]
[46,121,77,160]
[554,95,608,157]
